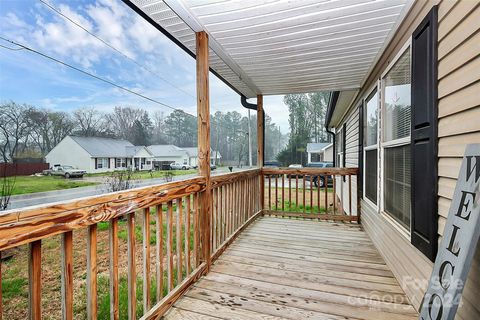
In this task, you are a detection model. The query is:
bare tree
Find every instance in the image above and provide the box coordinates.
[106,106,148,142]
[0,166,16,210]
[73,107,108,137]
[27,108,75,155]
[0,102,32,162]
[103,169,137,192]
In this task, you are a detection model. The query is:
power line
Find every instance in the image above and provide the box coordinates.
[0,36,237,131]
[37,0,196,101]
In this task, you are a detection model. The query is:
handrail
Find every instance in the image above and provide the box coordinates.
[0,176,207,251]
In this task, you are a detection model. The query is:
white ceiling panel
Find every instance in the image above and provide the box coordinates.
[127,0,413,98]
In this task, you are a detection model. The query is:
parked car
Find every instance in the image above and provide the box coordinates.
[305,162,334,188]
[43,165,86,178]
[169,162,191,170]
[286,164,302,178]
[264,160,281,178]
[210,164,217,170]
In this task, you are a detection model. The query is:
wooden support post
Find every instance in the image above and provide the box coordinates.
[196,31,212,271]
[257,94,264,210]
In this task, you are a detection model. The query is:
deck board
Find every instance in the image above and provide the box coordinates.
[164,216,418,320]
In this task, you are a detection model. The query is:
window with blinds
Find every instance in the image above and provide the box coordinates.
[384,145,411,229]
[365,149,377,204]
[383,50,411,142]
[381,47,411,231]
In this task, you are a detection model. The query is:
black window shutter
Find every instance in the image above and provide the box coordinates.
[95,158,98,169]
[358,103,364,197]
[411,6,438,261]
[108,158,111,169]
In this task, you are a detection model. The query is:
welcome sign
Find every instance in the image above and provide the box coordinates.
[420,144,480,320]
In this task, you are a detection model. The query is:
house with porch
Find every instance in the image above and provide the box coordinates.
[306,142,333,163]
[45,135,153,173]
[1,1,478,320]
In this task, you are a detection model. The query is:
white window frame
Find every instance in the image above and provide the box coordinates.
[379,40,412,238]
[97,157,109,169]
[362,81,381,210]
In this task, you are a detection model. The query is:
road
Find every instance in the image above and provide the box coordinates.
[7,167,244,210]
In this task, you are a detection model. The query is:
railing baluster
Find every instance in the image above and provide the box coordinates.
[86,225,97,320]
[155,204,163,301]
[288,175,291,210]
[317,176,320,214]
[167,201,174,291]
[333,175,337,215]
[143,208,151,311]
[175,198,183,284]
[193,194,199,268]
[268,175,271,210]
[303,175,306,213]
[29,240,42,320]
[127,212,136,319]
[310,175,313,213]
[275,174,278,210]
[295,175,299,210]
[61,231,73,320]
[109,218,119,320]
[185,198,190,276]
[324,175,328,213]
[349,174,352,215]
[281,174,285,211]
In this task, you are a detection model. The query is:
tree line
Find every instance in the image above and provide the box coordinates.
[277,92,330,166]
[0,101,285,165]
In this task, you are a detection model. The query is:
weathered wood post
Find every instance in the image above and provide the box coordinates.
[257,95,264,211]
[196,31,212,271]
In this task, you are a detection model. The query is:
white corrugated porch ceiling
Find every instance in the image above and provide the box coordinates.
[127,0,413,98]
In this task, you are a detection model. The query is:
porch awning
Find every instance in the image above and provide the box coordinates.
[125,0,413,98]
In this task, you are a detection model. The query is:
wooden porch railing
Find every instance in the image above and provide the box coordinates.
[0,167,359,319]
[262,167,360,222]
[0,169,262,320]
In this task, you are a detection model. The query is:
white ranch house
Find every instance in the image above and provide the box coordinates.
[45,136,153,173]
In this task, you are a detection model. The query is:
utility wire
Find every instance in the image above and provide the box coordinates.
[37,0,196,100]
[0,36,238,132]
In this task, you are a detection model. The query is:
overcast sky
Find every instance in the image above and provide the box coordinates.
[0,0,290,131]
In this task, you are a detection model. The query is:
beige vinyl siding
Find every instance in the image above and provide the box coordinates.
[334,1,479,318]
[361,199,432,309]
[437,0,480,319]
[335,107,359,216]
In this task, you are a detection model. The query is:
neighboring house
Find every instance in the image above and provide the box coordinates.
[325,3,479,319]
[306,142,332,163]
[147,145,189,169]
[183,147,222,167]
[45,136,153,173]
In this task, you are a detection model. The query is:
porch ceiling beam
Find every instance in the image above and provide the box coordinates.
[163,0,260,95]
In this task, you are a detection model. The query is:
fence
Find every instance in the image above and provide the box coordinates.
[0,163,49,177]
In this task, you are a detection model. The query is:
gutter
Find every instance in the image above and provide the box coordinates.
[325,91,339,167]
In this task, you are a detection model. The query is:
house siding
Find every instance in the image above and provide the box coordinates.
[436,0,480,318]
[332,1,479,318]
[45,136,92,172]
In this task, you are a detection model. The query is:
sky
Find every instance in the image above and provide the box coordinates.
[0,0,290,131]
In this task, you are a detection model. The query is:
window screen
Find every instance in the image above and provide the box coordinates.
[383,50,411,142]
[365,149,377,204]
[384,145,411,229]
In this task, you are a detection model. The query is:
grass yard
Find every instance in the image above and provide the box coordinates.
[9,176,98,196]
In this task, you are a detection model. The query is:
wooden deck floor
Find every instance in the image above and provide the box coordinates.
[164,216,418,320]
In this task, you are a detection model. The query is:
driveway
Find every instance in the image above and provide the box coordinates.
[7,167,248,210]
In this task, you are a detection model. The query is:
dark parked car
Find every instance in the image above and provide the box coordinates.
[305,162,334,188]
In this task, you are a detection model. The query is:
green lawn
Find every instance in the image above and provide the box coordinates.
[8,176,97,196]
